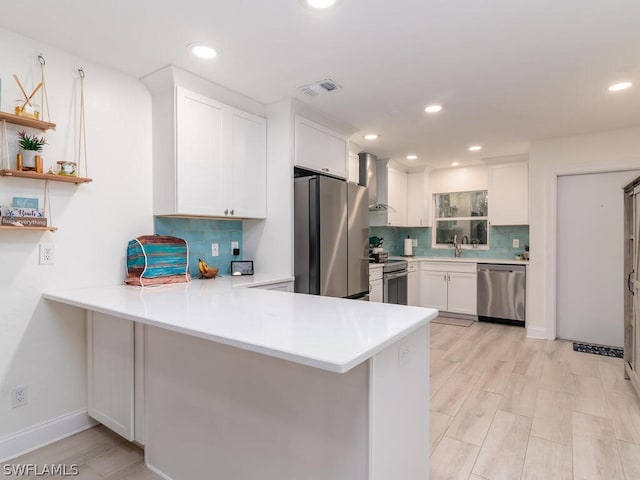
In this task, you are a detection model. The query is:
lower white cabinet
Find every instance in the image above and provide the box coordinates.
[420,262,477,315]
[407,261,419,306]
[369,265,384,303]
[87,312,136,442]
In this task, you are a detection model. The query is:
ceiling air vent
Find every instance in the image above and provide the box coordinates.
[298,79,342,97]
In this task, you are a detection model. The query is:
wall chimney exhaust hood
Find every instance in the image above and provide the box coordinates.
[358,152,396,212]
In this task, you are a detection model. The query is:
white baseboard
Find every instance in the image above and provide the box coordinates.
[526,326,549,339]
[146,463,174,480]
[0,409,97,463]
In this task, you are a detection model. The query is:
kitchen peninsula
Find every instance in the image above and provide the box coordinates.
[44,276,436,480]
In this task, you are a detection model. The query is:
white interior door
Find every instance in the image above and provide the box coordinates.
[557,170,639,347]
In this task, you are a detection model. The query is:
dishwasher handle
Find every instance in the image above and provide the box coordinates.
[477,264,525,273]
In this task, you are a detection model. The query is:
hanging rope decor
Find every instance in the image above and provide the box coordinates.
[1,120,8,170]
[76,67,88,178]
[38,54,51,123]
[43,180,53,228]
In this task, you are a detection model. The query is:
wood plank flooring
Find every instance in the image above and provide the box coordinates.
[1,425,160,479]
[430,320,640,480]
[3,320,640,480]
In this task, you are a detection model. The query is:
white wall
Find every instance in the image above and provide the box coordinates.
[529,127,640,338]
[0,27,153,449]
[243,99,294,277]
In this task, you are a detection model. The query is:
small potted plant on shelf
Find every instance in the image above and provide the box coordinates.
[17,130,46,172]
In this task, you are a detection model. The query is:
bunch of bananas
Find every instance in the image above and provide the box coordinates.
[198,258,219,279]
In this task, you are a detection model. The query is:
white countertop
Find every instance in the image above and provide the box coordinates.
[44,276,436,374]
[388,255,529,266]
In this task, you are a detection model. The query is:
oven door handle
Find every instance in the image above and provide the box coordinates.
[384,271,408,280]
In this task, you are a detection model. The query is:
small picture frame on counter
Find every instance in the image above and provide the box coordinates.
[230,260,254,276]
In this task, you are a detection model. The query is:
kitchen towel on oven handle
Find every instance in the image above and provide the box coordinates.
[125,234,191,286]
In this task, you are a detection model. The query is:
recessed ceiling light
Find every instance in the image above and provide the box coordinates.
[364,133,379,140]
[468,145,482,152]
[424,105,442,113]
[303,0,337,9]
[406,155,418,160]
[190,44,217,59]
[451,162,460,167]
[608,81,632,92]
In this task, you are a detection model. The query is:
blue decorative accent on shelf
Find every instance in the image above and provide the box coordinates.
[154,217,243,277]
[370,225,529,260]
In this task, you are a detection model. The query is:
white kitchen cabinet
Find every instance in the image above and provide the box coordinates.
[447,272,478,315]
[156,87,267,219]
[348,151,360,184]
[369,160,410,227]
[87,312,135,441]
[488,162,528,225]
[387,167,408,226]
[407,170,431,227]
[420,262,477,315]
[295,115,348,179]
[227,107,267,218]
[369,265,384,302]
[420,270,448,311]
[370,279,383,302]
[407,261,419,306]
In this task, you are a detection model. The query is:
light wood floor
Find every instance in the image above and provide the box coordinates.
[430,320,640,480]
[4,320,640,479]
[1,425,160,479]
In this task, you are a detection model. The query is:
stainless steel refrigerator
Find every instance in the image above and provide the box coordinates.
[294,175,369,299]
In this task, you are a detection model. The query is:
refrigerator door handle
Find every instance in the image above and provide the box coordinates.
[629,271,635,296]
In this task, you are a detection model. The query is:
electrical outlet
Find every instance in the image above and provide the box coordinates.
[412,239,418,247]
[39,243,55,265]
[231,241,239,254]
[11,385,28,408]
[211,243,219,257]
[513,239,520,249]
[398,345,410,368]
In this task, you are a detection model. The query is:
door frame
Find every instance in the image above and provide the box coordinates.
[546,161,640,340]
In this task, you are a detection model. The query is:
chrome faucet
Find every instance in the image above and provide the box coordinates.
[453,235,462,258]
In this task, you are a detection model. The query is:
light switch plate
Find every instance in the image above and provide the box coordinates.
[513,239,520,248]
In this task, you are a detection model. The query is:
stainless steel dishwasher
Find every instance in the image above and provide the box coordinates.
[477,264,526,326]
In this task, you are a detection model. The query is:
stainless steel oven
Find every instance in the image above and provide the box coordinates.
[383,260,408,305]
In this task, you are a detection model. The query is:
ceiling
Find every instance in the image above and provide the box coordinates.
[2,0,639,169]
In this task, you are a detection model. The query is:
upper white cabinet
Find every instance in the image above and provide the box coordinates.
[348,151,360,183]
[407,170,431,227]
[156,87,267,219]
[295,115,348,179]
[227,107,268,218]
[370,160,409,227]
[488,162,528,225]
[387,167,408,226]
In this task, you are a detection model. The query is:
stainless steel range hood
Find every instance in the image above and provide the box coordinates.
[358,152,395,212]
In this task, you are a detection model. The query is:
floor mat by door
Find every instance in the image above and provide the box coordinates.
[573,342,623,358]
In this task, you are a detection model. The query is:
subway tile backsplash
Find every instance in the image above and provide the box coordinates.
[154,217,242,277]
[369,225,529,260]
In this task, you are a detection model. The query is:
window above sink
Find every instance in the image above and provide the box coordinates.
[433,190,489,248]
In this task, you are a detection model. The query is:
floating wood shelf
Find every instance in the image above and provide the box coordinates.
[0,225,57,232]
[0,112,56,130]
[0,169,92,184]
